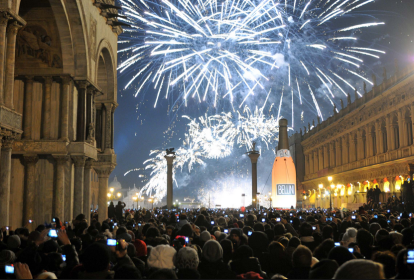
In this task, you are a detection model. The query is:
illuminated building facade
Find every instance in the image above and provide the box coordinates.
[292,64,414,209]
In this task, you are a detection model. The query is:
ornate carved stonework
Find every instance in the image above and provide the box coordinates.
[90,18,97,61]
[0,105,23,132]
[72,156,87,168]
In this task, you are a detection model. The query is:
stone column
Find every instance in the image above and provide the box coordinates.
[309,153,313,174]
[323,145,329,169]
[76,82,88,142]
[0,137,13,225]
[95,168,113,222]
[318,147,323,171]
[104,103,113,151]
[366,126,373,157]
[335,139,342,166]
[397,109,404,148]
[357,130,363,160]
[342,136,349,164]
[0,12,10,105]
[350,134,356,162]
[165,155,176,209]
[23,76,34,140]
[248,153,260,208]
[53,155,69,219]
[305,154,309,175]
[329,142,335,167]
[313,150,318,172]
[23,155,39,224]
[375,121,382,154]
[83,159,94,222]
[72,156,86,218]
[4,21,21,109]
[60,77,71,141]
[386,115,393,151]
[42,77,53,139]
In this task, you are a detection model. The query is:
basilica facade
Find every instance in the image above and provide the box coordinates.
[0,0,120,228]
[293,64,414,209]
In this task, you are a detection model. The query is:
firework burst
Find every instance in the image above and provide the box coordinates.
[118,0,384,119]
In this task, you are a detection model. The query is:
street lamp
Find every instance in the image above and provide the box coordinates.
[109,187,115,202]
[268,192,272,208]
[327,177,334,210]
[117,192,121,199]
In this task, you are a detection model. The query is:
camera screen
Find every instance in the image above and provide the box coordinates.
[348,248,354,253]
[240,214,244,218]
[224,229,228,233]
[52,218,56,222]
[62,255,66,261]
[312,226,316,230]
[211,221,214,225]
[276,218,281,222]
[352,215,356,219]
[48,230,58,238]
[262,218,265,222]
[247,231,252,236]
[335,242,340,247]
[107,239,117,246]
[407,250,414,264]
[5,265,14,274]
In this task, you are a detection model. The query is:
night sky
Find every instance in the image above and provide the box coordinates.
[113,0,414,205]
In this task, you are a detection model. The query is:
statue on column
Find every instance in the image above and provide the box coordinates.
[166,148,176,155]
[363,82,367,94]
[308,123,310,131]
[347,93,351,105]
[372,74,377,86]
[333,104,337,115]
[304,126,307,134]
[248,141,259,154]
[87,123,95,144]
[354,88,358,100]
[340,99,344,109]
[317,116,320,125]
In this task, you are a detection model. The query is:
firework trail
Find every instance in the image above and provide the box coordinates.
[118,0,384,119]
[132,105,293,200]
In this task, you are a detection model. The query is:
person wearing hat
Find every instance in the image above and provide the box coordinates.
[198,240,235,279]
[230,228,243,250]
[286,245,313,279]
[147,244,177,270]
[7,235,21,253]
[175,247,201,279]
[0,250,16,266]
[113,239,136,272]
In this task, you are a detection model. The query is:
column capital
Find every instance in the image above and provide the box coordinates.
[76,80,90,89]
[43,76,53,85]
[6,21,22,35]
[53,155,70,164]
[61,76,72,85]
[2,138,14,150]
[0,12,11,26]
[164,155,176,164]
[24,155,39,165]
[85,159,95,169]
[248,152,260,163]
[25,76,35,82]
[72,155,87,167]
[94,166,114,178]
[104,102,114,111]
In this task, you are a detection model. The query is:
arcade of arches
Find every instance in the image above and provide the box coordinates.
[296,64,414,209]
[0,0,121,228]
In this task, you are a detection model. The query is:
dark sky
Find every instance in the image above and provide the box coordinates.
[112,0,414,204]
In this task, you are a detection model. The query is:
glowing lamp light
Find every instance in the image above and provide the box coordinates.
[318,194,321,198]
[117,193,121,198]
[328,176,333,182]
[110,187,114,193]
[330,184,335,189]
[107,193,111,198]
[318,184,323,188]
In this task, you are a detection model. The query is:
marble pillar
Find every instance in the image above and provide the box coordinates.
[83,160,94,222]
[96,168,112,222]
[165,155,176,209]
[0,137,4,226]
[318,147,323,171]
[0,138,13,226]
[104,103,113,151]
[323,145,329,169]
[335,140,342,166]
[4,21,21,109]
[76,82,88,142]
[248,153,260,208]
[329,142,335,167]
[0,12,10,105]
[375,121,382,154]
[397,109,404,148]
[60,77,71,141]
[23,76,34,140]
[23,156,39,225]
[42,77,53,139]
[53,156,69,219]
[386,115,393,151]
[72,156,86,218]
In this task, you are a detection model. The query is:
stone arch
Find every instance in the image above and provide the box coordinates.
[95,40,116,102]
[17,0,88,77]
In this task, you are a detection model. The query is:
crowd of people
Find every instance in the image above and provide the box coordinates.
[0,201,413,279]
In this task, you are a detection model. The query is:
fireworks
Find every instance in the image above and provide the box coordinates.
[134,104,293,200]
[118,0,384,119]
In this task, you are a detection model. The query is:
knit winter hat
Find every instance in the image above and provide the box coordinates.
[102,229,113,239]
[202,240,223,263]
[7,235,21,249]
[147,244,176,269]
[309,259,339,279]
[200,231,211,242]
[175,247,199,270]
[342,227,357,244]
[333,259,384,279]
[134,239,147,257]
[0,250,16,265]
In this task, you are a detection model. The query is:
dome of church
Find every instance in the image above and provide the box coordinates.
[109,176,122,191]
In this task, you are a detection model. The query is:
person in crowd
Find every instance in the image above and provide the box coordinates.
[286,245,313,279]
